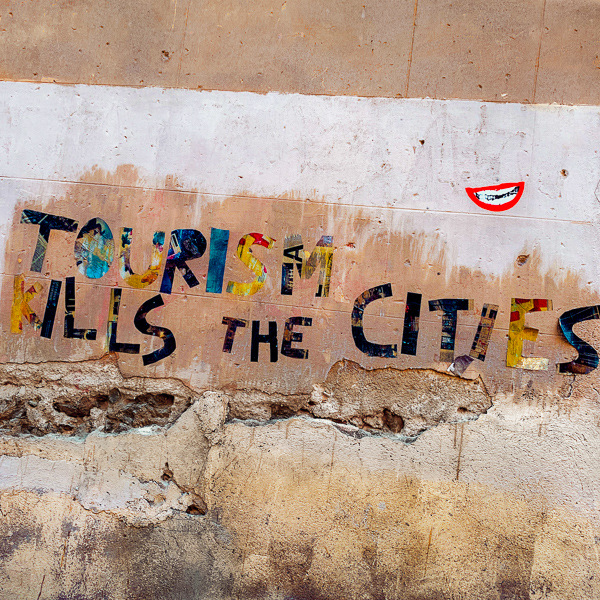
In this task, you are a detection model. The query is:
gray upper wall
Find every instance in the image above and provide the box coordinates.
[0,0,597,104]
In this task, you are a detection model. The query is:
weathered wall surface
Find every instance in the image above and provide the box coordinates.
[1,1,600,598]
[1,0,600,104]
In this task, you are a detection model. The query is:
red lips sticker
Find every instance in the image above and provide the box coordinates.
[465,182,524,212]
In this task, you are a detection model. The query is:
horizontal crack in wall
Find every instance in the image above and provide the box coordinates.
[0,358,493,443]
[227,360,493,440]
[0,388,231,524]
[0,356,198,437]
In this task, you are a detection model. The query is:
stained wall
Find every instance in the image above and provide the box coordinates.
[1,1,600,599]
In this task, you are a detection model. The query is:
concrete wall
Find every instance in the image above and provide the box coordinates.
[1,0,600,104]
[1,1,600,599]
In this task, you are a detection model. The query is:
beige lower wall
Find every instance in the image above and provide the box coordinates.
[2,389,600,600]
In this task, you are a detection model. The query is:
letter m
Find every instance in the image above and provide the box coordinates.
[281,235,333,297]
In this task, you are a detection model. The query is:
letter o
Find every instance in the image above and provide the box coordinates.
[74,218,115,279]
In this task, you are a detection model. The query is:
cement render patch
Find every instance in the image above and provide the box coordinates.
[0,0,598,105]
[1,83,599,224]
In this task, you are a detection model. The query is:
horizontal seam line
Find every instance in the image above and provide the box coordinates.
[0,175,591,226]
[0,78,597,108]
[3,272,570,338]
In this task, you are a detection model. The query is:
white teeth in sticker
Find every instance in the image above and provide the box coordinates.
[474,185,519,204]
[466,182,524,212]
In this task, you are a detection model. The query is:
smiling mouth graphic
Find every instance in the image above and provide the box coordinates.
[465,182,524,212]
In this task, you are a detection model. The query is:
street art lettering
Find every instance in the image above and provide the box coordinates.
[11,275,43,333]
[13,208,600,373]
[428,299,473,362]
[107,288,140,354]
[206,228,230,294]
[40,280,61,339]
[557,305,600,374]
[251,320,278,362]
[20,210,78,272]
[133,295,176,366]
[351,284,398,358]
[74,218,115,279]
[281,317,312,359]
[507,298,552,370]
[222,316,312,361]
[119,228,165,289]
[469,303,499,361]
[466,182,525,212]
[221,317,248,353]
[160,229,207,294]
[281,235,333,297]
[448,303,498,375]
[227,233,276,296]
[64,276,97,340]
[401,292,421,356]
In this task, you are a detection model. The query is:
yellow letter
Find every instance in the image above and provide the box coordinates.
[11,275,43,333]
[507,298,552,370]
[226,233,276,296]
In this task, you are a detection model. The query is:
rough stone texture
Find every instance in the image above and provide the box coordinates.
[0,357,491,441]
[309,360,491,438]
[227,360,493,440]
[0,389,229,524]
[2,386,600,598]
[0,357,196,436]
